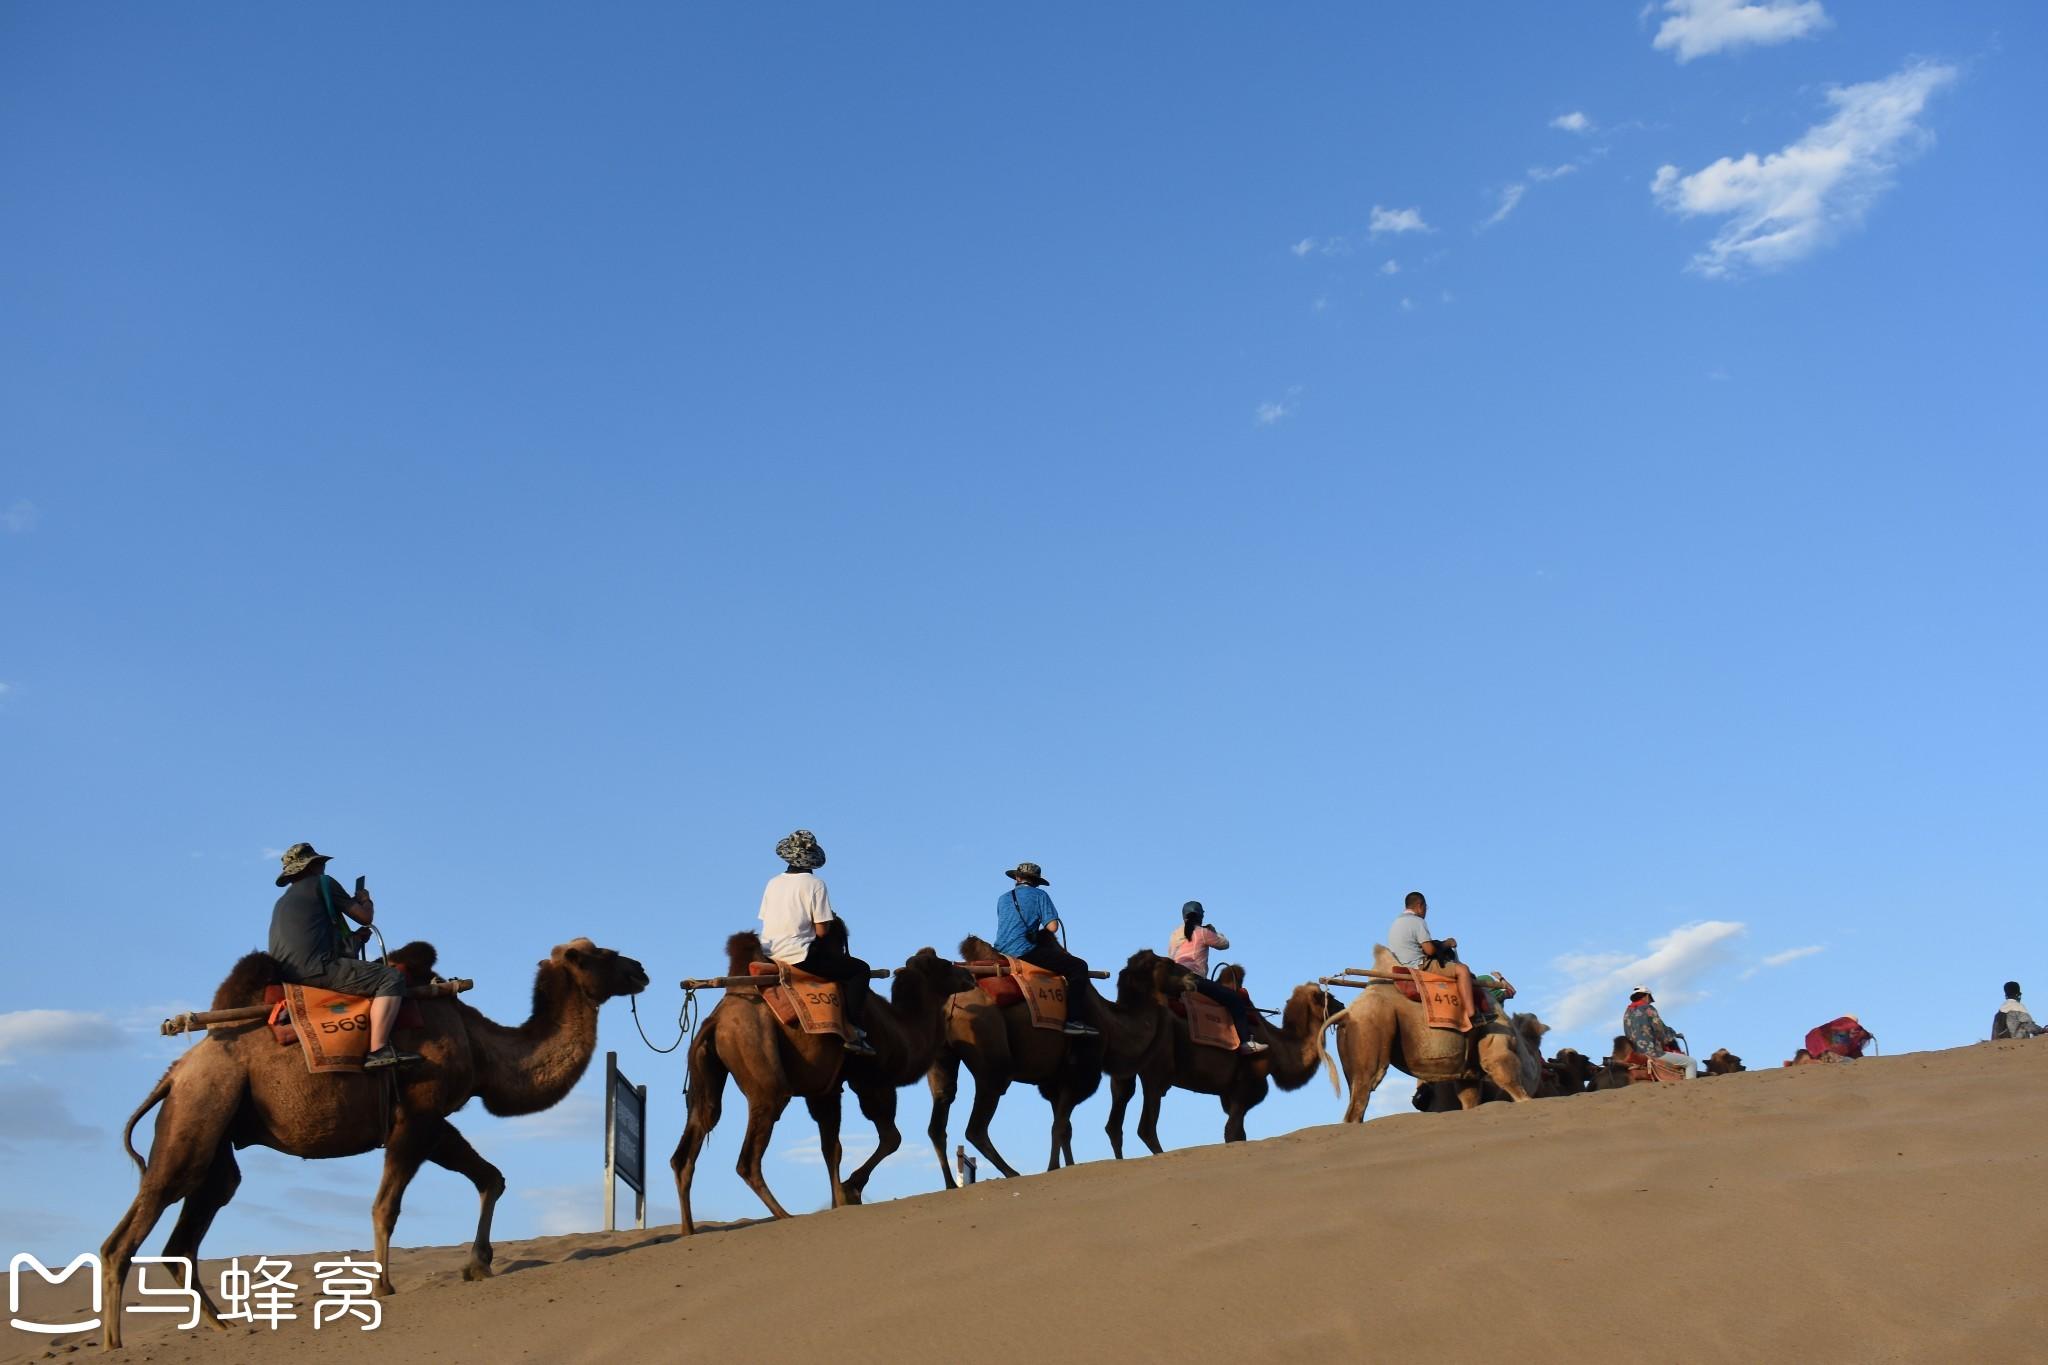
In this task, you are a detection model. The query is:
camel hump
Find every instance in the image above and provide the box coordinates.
[1370,944,1397,973]
[212,951,285,1010]
[385,940,439,986]
[726,932,769,976]
[959,935,998,962]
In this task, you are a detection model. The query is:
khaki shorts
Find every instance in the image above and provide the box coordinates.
[299,957,407,999]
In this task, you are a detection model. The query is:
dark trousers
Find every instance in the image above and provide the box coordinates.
[795,942,871,1023]
[1190,976,1255,1040]
[1020,937,1094,1020]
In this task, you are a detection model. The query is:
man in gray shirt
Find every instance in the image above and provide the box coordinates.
[269,842,419,1069]
[1388,890,1490,1024]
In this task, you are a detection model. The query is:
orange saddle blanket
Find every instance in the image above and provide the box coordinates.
[748,962,855,1041]
[969,957,1067,1031]
[1169,990,1242,1051]
[1384,967,1472,1033]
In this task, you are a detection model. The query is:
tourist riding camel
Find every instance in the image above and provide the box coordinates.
[1167,900,1264,1054]
[994,860,1098,1035]
[1992,981,2044,1040]
[268,842,417,1069]
[1621,986,1682,1059]
[1387,890,1503,1018]
[758,829,876,1055]
[1804,1015,1874,1060]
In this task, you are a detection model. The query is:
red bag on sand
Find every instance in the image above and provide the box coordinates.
[1804,1016,1873,1060]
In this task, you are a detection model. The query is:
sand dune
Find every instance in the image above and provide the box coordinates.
[13,1039,2044,1363]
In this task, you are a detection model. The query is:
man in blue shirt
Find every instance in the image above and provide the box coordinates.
[995,861,1099,1036]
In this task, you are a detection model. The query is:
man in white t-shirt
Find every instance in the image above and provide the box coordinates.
[758,829,876,1055]
[1388,890,1489,1023]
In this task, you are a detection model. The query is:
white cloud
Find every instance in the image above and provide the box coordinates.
[0,500,35,534]
[0,683,11,703]
[0,1082,99,1141]
[1255,400,1294,425]
[1311,297,1329,312]
[1743,944,1825,978]
[1552,111,1593,134]
[1528,162,1579,183]
[1399,297,1415,312]
[1653,60,1957,276]
[1651,0,1830,63]
[1482,183,1527,228]
[1369,205,1431,236]
[0,1010,125,1062]
[1379,258,1400,275]
[1289,237,1316,258]
[1545,920,1748,1033]
[481,1090,601,1142]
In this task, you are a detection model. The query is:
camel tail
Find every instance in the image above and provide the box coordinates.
[123,1067,175,1174]
[1321,1010,1345,1099]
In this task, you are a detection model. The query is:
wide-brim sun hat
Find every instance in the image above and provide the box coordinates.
[1004,862,1049,886]
[776,829,827,871]
[276,842,331,887]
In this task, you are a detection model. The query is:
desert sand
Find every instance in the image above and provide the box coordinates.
[13,1039,2044,1364]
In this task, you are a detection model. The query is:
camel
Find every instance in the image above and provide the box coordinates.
[1546,1046,1598,1095]
[670,933,970,1233]
[1329,946,1543,1118]
[1702,1048,1746,1075]
[926,938,1189,1182]
[1106,974,1341,1144]
[1407,1016,1559,1111]
[100,938,649,1350]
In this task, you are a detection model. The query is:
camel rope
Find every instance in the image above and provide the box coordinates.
[629,987,694,1055]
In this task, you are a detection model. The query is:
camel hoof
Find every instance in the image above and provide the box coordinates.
[461,1261,493,1282]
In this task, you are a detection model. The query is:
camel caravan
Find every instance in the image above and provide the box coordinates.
[106,834,1840,1348]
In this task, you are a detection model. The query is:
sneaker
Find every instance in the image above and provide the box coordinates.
[362,1045,422,1070]
[845,1030,878,1057]
[1237,1039,1270,1055]
[1061,1021,1101,1037]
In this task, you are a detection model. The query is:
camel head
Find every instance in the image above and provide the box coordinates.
[1548,1048,1597,1093]
[1215,963,1247,992]
[544,939,650,1002]
[894,946,977,1001]
[1116,949,1182,1007]
[1705,1048,1746,1075]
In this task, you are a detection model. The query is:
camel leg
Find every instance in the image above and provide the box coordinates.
[99,1091,239,1350]
[963,1068,1021,1179]
[1340,1028,1391,1124]
[370,1117,440,1297]
[1045,1086,1075,1172]
[1135,1072,1167,1157]
[155,1142,242,1332]
[423,1122,506,1282]
[1482,1043,1537,1102]
[1104,1074,1134,1159]
[735,1089,795,1220]
[926,1058,960,1190]
[1221,1089,1249,1143]
[805,1089,848,1210]
[841,1080,899,1204]
[1455,1081,1486,1111]
[671,1023,730,1235]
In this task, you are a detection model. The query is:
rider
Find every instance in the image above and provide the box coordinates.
[1385,891,1499,1022]
[1993,982,2044,1040]
[993,861,1099,1036]
[1621,986,1681,1058]
[757,829,876,1056]
[269,842,419,1069]
[1168,901,1266,1054]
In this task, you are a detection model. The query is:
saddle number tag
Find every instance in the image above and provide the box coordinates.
[1420,978,1466,1031]
[800,983,842,1010]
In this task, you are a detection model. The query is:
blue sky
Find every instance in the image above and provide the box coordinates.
[3,1,2043,1261]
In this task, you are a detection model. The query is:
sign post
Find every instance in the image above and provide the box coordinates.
[603,1051,647,1232]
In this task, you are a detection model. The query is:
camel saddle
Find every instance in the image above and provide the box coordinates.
[1169,989,1242,1052]
[1383,966,1473,1033]
[747,961,855,1042]
[968,956,1067,1031]
[265,985,425,1074]
[1624,1049,1694,1084]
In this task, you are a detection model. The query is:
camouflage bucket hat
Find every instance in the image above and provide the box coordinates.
[276,841,331,887]
[776,829,826,871]
[1004,861,1049,886]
